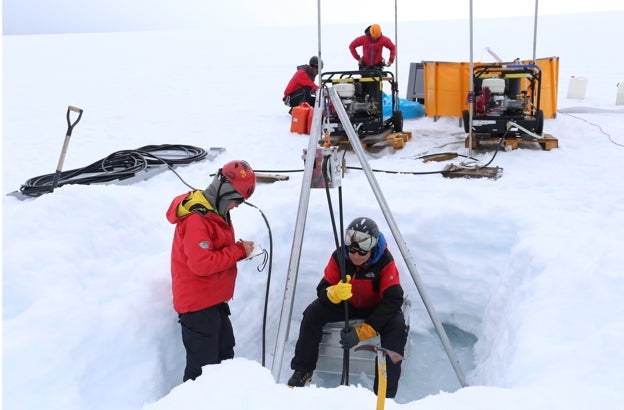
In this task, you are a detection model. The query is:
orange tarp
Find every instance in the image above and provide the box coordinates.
[423,57,559,119]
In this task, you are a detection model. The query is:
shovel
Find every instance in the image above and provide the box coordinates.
[51,106,83,192]
[355,344,403,410]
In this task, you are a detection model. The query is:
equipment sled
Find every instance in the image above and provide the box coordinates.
[320,70,404,145]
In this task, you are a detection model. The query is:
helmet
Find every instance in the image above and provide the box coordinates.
[220,160,256,199]
[369,24,382,39]
[345,217,379,252]
[309,56,323,68]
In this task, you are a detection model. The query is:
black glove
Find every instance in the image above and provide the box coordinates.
[340,326,360,349]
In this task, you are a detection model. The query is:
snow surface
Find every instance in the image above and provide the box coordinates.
[3,11,624,410]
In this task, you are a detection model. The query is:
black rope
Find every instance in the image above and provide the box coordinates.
[320,154,350,385]
[18,144,208,198]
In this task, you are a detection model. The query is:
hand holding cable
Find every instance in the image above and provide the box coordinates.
[238,240,255,257]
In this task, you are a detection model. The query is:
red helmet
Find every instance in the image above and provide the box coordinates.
[220,160,256,199]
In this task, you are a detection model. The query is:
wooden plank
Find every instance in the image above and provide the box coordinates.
[465,134,559,151]
[254,173,290,183]
[422,153,459,162]
[441,164,503,179]
[540,134,559,151]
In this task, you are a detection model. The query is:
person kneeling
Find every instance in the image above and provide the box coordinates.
[282,56,322,114]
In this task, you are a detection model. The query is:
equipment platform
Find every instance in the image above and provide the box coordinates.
[465,133,558,151]
[323,131,412,152]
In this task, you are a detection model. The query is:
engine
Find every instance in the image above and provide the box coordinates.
[475,77,527,116]
[332,82,380,117]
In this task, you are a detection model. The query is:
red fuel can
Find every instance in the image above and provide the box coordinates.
[290,102,312,134]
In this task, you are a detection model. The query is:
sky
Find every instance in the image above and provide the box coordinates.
[3,8,624,410]
[4,0,624,34]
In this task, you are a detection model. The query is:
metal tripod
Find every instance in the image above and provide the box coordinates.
[271,87,469,389]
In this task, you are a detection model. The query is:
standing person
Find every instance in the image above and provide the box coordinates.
[166,160,256,382]
[283,56,322,114]
[349,24,396,71]
[287,217,408,399]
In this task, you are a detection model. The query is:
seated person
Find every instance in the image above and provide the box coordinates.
[287,217,408,398]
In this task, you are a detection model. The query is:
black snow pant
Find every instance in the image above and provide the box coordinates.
[178,302,235,382]
[290,298,407,398]
[358,62,385,72]
[285,87,316,113]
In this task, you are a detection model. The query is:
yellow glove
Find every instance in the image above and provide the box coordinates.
[354,322,378,342]
[340,322,378,349]
[326,275,352,304]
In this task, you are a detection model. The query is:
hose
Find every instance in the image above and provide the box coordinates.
[18,144,208,198]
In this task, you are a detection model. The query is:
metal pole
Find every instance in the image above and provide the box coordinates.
[271,106,323,381]
[271,0,324,382]
[394,0,398,85]
[328,87,469,388]
[532,0,539,63]
[468,0,474,158]
[316,0,323,93]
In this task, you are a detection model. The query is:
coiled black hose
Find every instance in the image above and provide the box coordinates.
[18,144,208,198]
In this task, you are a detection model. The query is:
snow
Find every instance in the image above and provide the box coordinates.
[3,10,624,410]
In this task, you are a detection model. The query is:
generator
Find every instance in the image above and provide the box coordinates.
[320,70,403,138]
[463,63,544,137]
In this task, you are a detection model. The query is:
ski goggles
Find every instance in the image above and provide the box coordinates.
[347,246,369,256]
[345,229,377,252]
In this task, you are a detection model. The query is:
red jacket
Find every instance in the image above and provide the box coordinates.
[318,232,404,331]
[322,247,401,310]
[349,35,396,67]
[166,191,247,313]
[283,65,318,98]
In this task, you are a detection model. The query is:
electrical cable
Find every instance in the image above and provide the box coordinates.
[243,201,274,368]
[459,131,507,169]
[255,145,499,176]
[18,144,208,198]
[557,111,624,148]
[321,153,350,385]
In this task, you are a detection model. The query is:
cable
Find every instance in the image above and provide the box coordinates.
[557,111,624,148]
[18,144,208,197]
[321,154,351,385]
[243,201,273,368]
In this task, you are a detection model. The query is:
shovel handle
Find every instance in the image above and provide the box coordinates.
[51,106,83,191]
[66,106,83,137]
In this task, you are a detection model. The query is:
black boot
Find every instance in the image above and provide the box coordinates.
[287,370,313,387]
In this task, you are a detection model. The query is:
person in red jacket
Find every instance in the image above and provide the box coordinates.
[349,24,396,71]
[166,159,256,382]
[287,217,408,399]
[283,56,322,114]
